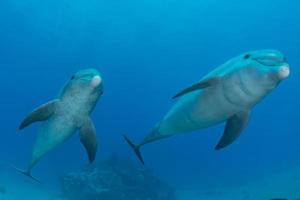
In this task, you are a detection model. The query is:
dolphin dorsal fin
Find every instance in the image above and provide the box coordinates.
[215,110,250,150]
[80,118,98,163]
[172,77,221,99]
[19,99,60,130]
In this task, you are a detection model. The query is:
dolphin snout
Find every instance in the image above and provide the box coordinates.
[90,75,102,87]
[277,65,290,79]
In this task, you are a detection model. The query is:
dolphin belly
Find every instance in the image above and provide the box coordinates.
[31,116,77,166]
[157,84,239,136]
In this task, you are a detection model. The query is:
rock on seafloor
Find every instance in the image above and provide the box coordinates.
[60,155,176,200]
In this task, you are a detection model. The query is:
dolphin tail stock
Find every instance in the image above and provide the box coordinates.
[123,135,145,165]
[11,165,41,184]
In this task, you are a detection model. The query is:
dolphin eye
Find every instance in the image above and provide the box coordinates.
[244,54,251,59]
[71,75,75,80]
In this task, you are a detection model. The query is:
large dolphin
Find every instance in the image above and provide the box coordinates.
[16,68,103,182]
[124,49,290,164]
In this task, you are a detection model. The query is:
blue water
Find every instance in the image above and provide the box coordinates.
[0,0,300,199]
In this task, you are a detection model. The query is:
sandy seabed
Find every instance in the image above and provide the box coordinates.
[177,166,300,200]
[1,166,300,200]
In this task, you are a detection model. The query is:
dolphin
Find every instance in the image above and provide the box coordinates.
[16,68,103,182]
[124,49,290,164]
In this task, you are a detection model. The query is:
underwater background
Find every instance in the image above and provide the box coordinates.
[0,0,300,199]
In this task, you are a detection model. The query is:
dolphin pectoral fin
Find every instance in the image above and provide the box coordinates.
[215,111,250,150]
[172,77,221,99]
[80,118,98,163]
[19,99,59,130]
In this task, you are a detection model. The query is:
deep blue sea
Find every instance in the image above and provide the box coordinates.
[0,0,300,199]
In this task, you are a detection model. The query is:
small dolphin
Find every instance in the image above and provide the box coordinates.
[124,49,290,164]
[17,69,103,182]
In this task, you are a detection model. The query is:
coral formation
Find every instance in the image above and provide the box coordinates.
[60,155,176,200]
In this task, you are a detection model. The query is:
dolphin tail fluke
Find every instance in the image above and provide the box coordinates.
[123,135,145,165]
[11,165,41,184]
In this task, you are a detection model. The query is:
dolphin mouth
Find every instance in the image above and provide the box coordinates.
[252,55,287,67]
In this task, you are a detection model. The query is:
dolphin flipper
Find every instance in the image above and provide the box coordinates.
[80,118,98,163]
[172,77,221,99]
[19,100,60,130]
[215,111,250,150]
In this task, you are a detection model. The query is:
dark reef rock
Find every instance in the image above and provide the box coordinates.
[60,156,176,200]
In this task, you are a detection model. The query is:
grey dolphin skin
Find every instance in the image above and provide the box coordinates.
[124,49,290,165]
[16,69,103,182]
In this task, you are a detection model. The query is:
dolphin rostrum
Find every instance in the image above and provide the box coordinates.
[124,49,290,164]
[17,68,103,182]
